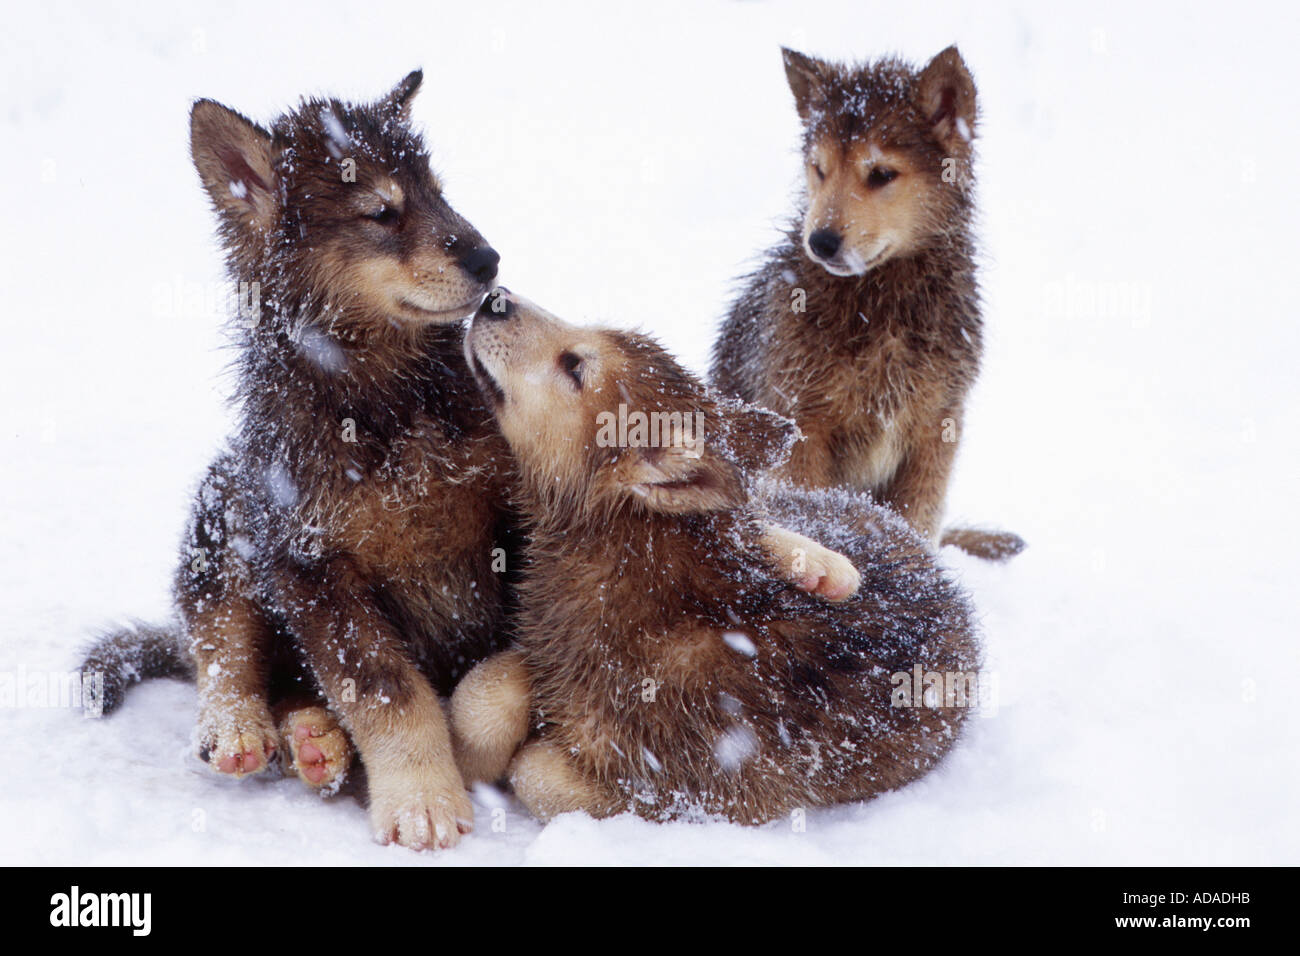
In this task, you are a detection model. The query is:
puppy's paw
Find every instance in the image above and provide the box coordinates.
[277,704,352,793]
[795,541,861,602]
[368,767,474,851]
[196,701,278,777]
[762,524,861,602]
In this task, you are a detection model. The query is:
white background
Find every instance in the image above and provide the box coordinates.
[1,0,1296,864]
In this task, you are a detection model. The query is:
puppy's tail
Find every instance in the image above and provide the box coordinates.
[940,526,1026,562]
[80,621,193,716]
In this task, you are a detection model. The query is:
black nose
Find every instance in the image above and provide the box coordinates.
[478,287,513,320]
[808,228,841,261]
[459,245,500,283]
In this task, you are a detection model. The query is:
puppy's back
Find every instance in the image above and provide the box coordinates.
[749,481,980,805]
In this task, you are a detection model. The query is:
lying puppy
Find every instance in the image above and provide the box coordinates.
[451,290,980,824]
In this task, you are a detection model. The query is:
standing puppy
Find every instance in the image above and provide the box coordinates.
[452,292,980,824]
[712,48,1022,560]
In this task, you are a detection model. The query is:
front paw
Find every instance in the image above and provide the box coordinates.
[196,700,278,777]
[368,765,474,851]
[796,542,862,602]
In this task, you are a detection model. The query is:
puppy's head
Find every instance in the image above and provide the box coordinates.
[782,46,977,276]
[467,289,797,520]
[190,71,498,331]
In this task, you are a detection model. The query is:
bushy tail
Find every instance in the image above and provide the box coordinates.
[80,621,193,715]
[940,526,1026,562]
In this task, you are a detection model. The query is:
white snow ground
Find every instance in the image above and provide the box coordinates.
[2,0,1297,866]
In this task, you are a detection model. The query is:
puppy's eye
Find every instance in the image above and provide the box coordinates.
[363,204,401,225]
[866,167,898,189]
[558,351,583,390]
[811,161,826,182]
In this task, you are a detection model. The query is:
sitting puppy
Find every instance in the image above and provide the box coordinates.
[711,47,1023,561]
[451,290,980,825]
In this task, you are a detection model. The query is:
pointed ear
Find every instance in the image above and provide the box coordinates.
[613,442,746,515]
[915,46,977,153]
[781,47,831,122]
[190,100,278,238]
[722,402,800,474]
[384,69,423,120]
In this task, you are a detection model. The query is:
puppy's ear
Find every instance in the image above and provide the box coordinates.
[721,402,800,474]
[613,442,746,515]
[384,69,423,120]
[190,100,278,239]
[782,47,831,121]
[915,46,977,154]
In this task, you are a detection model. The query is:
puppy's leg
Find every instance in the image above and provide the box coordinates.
[450,650,531,785]
[273,698,353,793]
[275,559,472,851]
[177,469,279,777]
[186,594,279,778]
[779,424,840,488]
[882,412,961,544]
[508,741,622,822]
[760,524,861,601]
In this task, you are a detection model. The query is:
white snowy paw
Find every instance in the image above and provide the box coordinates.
[369,771,474,851]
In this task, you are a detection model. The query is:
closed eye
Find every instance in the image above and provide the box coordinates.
[558,351,583,390]
[363,204,401,225]
[866,167,898,189]
[811,161,826,182]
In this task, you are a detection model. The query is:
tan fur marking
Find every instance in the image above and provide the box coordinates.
[804,139,933,269]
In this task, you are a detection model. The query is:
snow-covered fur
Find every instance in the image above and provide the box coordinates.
[80,72,515,850]
[711,47,1023,562]
[453,292,980,824]
[81,620,194,714]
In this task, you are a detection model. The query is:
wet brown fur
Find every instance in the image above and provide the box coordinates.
[455,294,979,824]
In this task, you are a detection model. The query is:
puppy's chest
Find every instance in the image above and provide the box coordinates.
[772,326,922,471]
[330,418,505,576]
